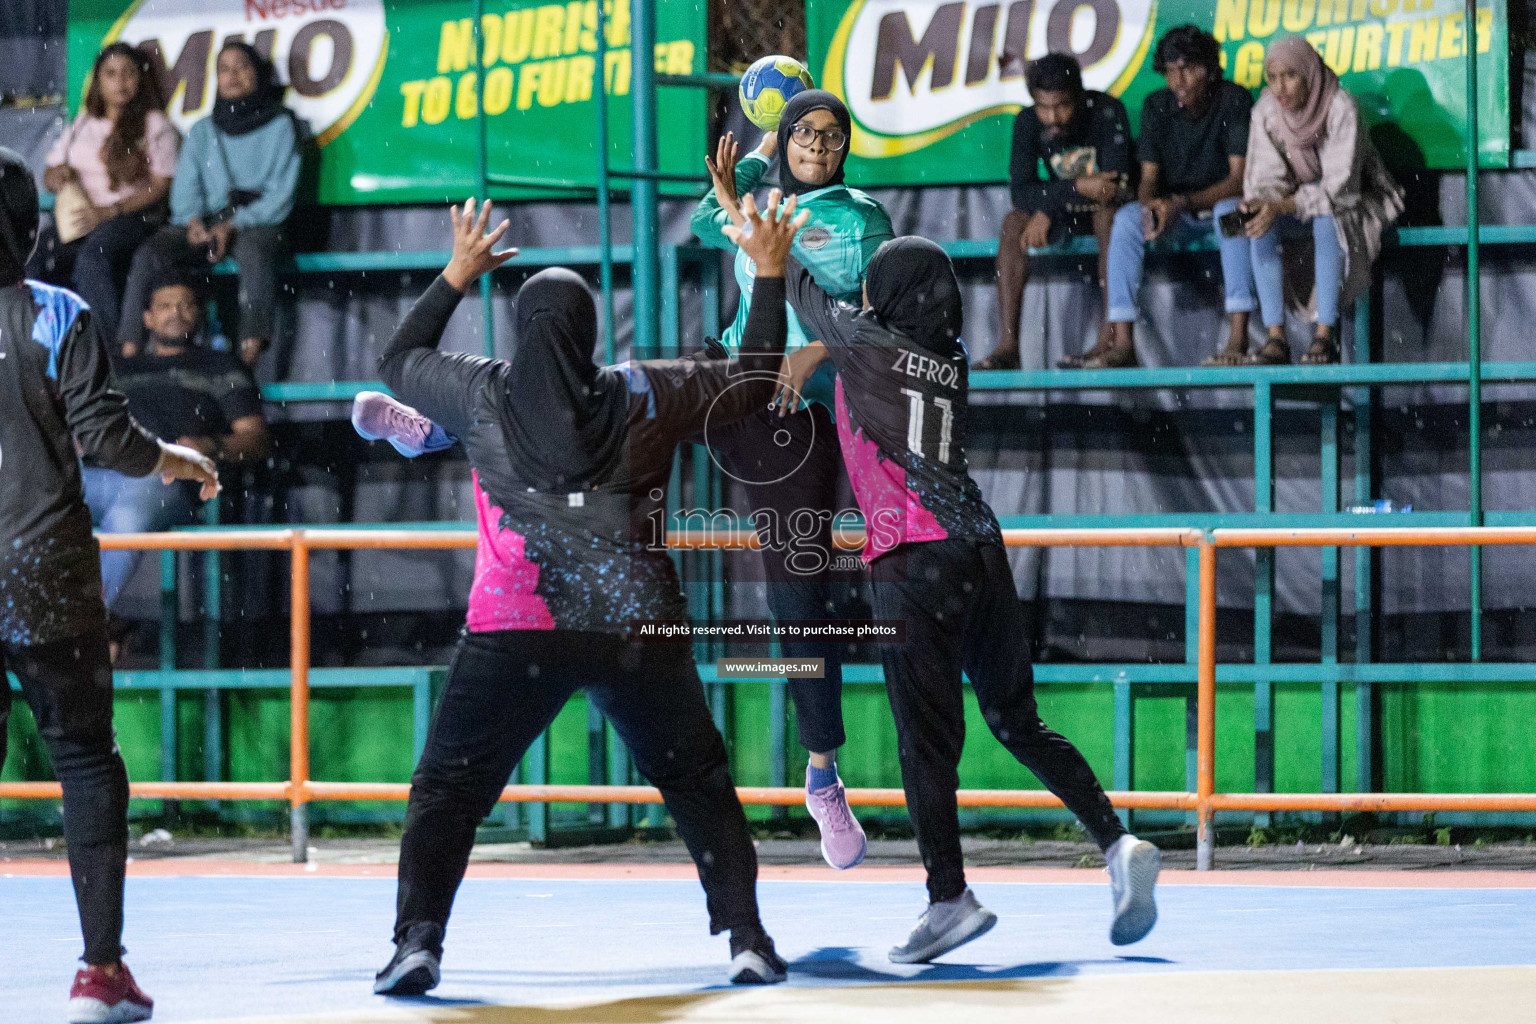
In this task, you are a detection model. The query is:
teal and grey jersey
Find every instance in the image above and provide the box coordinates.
[691,150,893,362]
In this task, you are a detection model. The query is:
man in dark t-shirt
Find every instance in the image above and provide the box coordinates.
[1103,26,1255,368]
[83,271,269,611]
[979,52,1133,370]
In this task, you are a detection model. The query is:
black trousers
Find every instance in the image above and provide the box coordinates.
[0,632,130,965]
[394,629,762,942]
[869,539,1126,904]
[117,224,286,350]
[704,401,848,754]
[27,211,160,344]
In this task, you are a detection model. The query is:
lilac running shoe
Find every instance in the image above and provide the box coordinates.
[805,768,867,869]
[351,391,455,457]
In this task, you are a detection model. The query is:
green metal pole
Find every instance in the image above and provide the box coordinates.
[474,0,496,359]
[1465,0,1482,659]
[630,0,660,359]
[595,0,616,363]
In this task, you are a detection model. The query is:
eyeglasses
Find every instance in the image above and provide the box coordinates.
[789,123,848,151]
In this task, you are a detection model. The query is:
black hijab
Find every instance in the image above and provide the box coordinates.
[776,90,851,196]
[497,268,628,491]
[864,237,964,357]
[0,147,39,288]
[212,43,286,137]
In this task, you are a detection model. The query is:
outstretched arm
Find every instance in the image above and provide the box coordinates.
[377,199,518,438]
[648,191,809,432]
[52,303,220,497]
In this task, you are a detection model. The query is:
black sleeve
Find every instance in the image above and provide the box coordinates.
[1095,96,1134,176]
[1224,85,1254,157]
[640,276,791,439]
[215,360,264,426]
[734,274,788,375]
[56,307,161,477]
[784,261,856,353]
[1009,110,1044,212]
[376,275,496,440]
[1137,95,1164,171]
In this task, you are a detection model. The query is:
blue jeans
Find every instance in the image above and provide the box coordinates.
[82,467,200,610]
[1251,214,1344,328]
[1105,197,1255,324]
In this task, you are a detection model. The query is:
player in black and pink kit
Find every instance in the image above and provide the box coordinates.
[367,195,806,995]
[779,236,1162,963]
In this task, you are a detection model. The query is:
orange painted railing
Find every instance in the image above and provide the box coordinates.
[5,525,1535,867]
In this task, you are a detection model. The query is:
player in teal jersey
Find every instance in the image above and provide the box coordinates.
[691,91,892,871]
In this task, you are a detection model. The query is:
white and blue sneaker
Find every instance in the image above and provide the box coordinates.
[351,391,455,457]
[1106,834,1161,945]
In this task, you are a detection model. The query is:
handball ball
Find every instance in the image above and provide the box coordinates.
[740,55,815,131]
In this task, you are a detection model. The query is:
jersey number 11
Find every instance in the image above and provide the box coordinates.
[901,388,954,464]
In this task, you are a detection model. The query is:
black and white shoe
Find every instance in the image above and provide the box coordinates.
[1106,834,1161,945]
[373,922,443,996]
[728,929,788,984]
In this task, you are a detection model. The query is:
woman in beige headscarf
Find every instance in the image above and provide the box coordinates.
[1240,36,1404,364]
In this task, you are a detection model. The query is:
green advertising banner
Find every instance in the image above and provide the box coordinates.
[806,0,1509,187]
[66,0,706,204]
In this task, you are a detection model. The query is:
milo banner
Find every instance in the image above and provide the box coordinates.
[66,0,706,204]
[807,0,1509,186]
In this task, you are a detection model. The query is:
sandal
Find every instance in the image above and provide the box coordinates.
[1060,322,1118,369]
[1301,332,1339,365]
[1201,346,1250,367]
[973,349,1021,371]
[1081,346,1138,370]
[1247,337,1290,366]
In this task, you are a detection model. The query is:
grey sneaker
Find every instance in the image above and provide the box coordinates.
[888,888,997,964]
[1106,835,1161,945]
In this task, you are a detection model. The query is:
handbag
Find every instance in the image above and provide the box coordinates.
[52,118,95,243]
[53,179,94,243]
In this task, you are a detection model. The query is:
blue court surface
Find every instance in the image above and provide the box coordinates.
[6,871,1535,1022]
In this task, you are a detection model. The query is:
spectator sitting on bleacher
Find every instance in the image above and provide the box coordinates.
[29,42,178,345]
[977,52,1133,371]
[83,269,269,623]
[1102,26,1256,369]
[118,40,300,368]
[1240,36,1403,365]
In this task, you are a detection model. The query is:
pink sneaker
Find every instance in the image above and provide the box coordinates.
[68,962,153,1023]
[351,391,453,457]
[805,770,867,869]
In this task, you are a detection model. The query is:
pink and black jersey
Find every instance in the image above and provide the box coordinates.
[378,272,788,635]
[784,247,1002,563]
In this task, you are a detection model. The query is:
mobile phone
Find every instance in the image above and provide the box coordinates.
[1219,208,1255,236]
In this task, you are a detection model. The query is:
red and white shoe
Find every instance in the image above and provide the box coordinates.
[68,962,153,1023]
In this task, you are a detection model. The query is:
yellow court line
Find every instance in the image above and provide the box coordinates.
[186,964,1536,1024]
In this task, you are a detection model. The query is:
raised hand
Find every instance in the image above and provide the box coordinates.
[721,190,809,277]
[443,198,519,291]
[705,131,745,227]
